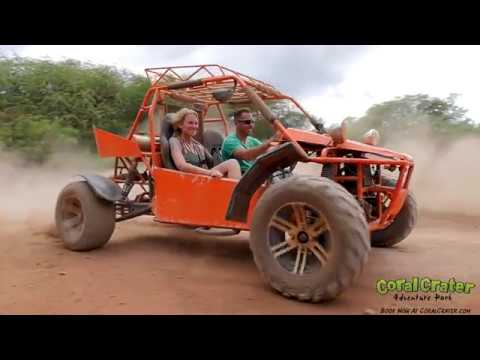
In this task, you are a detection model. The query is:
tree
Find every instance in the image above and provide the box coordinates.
[347,94,480,144]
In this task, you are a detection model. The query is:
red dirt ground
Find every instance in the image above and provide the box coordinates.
[1,210,478,314]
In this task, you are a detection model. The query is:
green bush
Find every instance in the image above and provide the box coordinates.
[0,56,150,162]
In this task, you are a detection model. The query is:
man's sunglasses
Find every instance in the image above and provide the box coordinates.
[237,120,255,125]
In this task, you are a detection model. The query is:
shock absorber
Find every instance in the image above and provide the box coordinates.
[121,161,139,200]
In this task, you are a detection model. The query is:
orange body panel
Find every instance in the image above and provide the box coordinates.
[284,128,332,146]
[94,127,143,158]
[151,168,264,230]
[336,140,412,161]
[285,129,413,162]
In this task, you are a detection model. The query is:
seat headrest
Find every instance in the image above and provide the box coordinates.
[160,113,176,139]
[164,112,176,124]
[159,113,178,170]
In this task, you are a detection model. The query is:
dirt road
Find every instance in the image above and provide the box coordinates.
[1,210,478,314]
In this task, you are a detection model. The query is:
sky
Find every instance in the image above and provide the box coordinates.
[1,45,480,126]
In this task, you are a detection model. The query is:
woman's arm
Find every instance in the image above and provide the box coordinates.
[169,137,213,176]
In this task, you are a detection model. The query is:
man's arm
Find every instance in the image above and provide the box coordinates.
[232,133,281,161]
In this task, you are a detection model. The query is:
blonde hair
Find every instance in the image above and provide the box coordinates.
[173,108,198,135]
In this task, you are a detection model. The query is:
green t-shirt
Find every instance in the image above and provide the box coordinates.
[222,134,262,173]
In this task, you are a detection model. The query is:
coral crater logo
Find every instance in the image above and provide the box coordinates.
[376,277,475,296]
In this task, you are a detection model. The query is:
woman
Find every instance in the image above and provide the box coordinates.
[169,108,241,179]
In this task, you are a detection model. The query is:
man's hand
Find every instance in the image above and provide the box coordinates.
[268,131,283,144]
[232,131,284,161]
[265,131,283,152]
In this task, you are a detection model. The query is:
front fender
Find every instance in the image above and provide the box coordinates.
[77,174,122,202]
[225,142,303,222]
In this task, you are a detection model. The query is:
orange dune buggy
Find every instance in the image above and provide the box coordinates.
[55,65,417,302]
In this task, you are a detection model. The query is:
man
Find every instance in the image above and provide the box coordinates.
[221,108,281,174]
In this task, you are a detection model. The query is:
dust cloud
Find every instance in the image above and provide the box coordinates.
[386,133,480,217]
[0,147,112,238]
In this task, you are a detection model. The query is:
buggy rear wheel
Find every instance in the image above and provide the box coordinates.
[55,181,115,251]
[250,176,370,302]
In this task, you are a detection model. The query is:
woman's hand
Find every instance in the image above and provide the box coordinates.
[208,169,223,178]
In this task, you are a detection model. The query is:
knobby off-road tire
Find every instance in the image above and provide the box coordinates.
[55,181,115,251]
[371,177,418,248]
[250,175,370,302]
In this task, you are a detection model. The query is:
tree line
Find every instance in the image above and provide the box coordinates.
[0,56,150,162]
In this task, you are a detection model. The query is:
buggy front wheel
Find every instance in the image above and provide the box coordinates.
[249,176,370,302]
[371,177,418,247]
